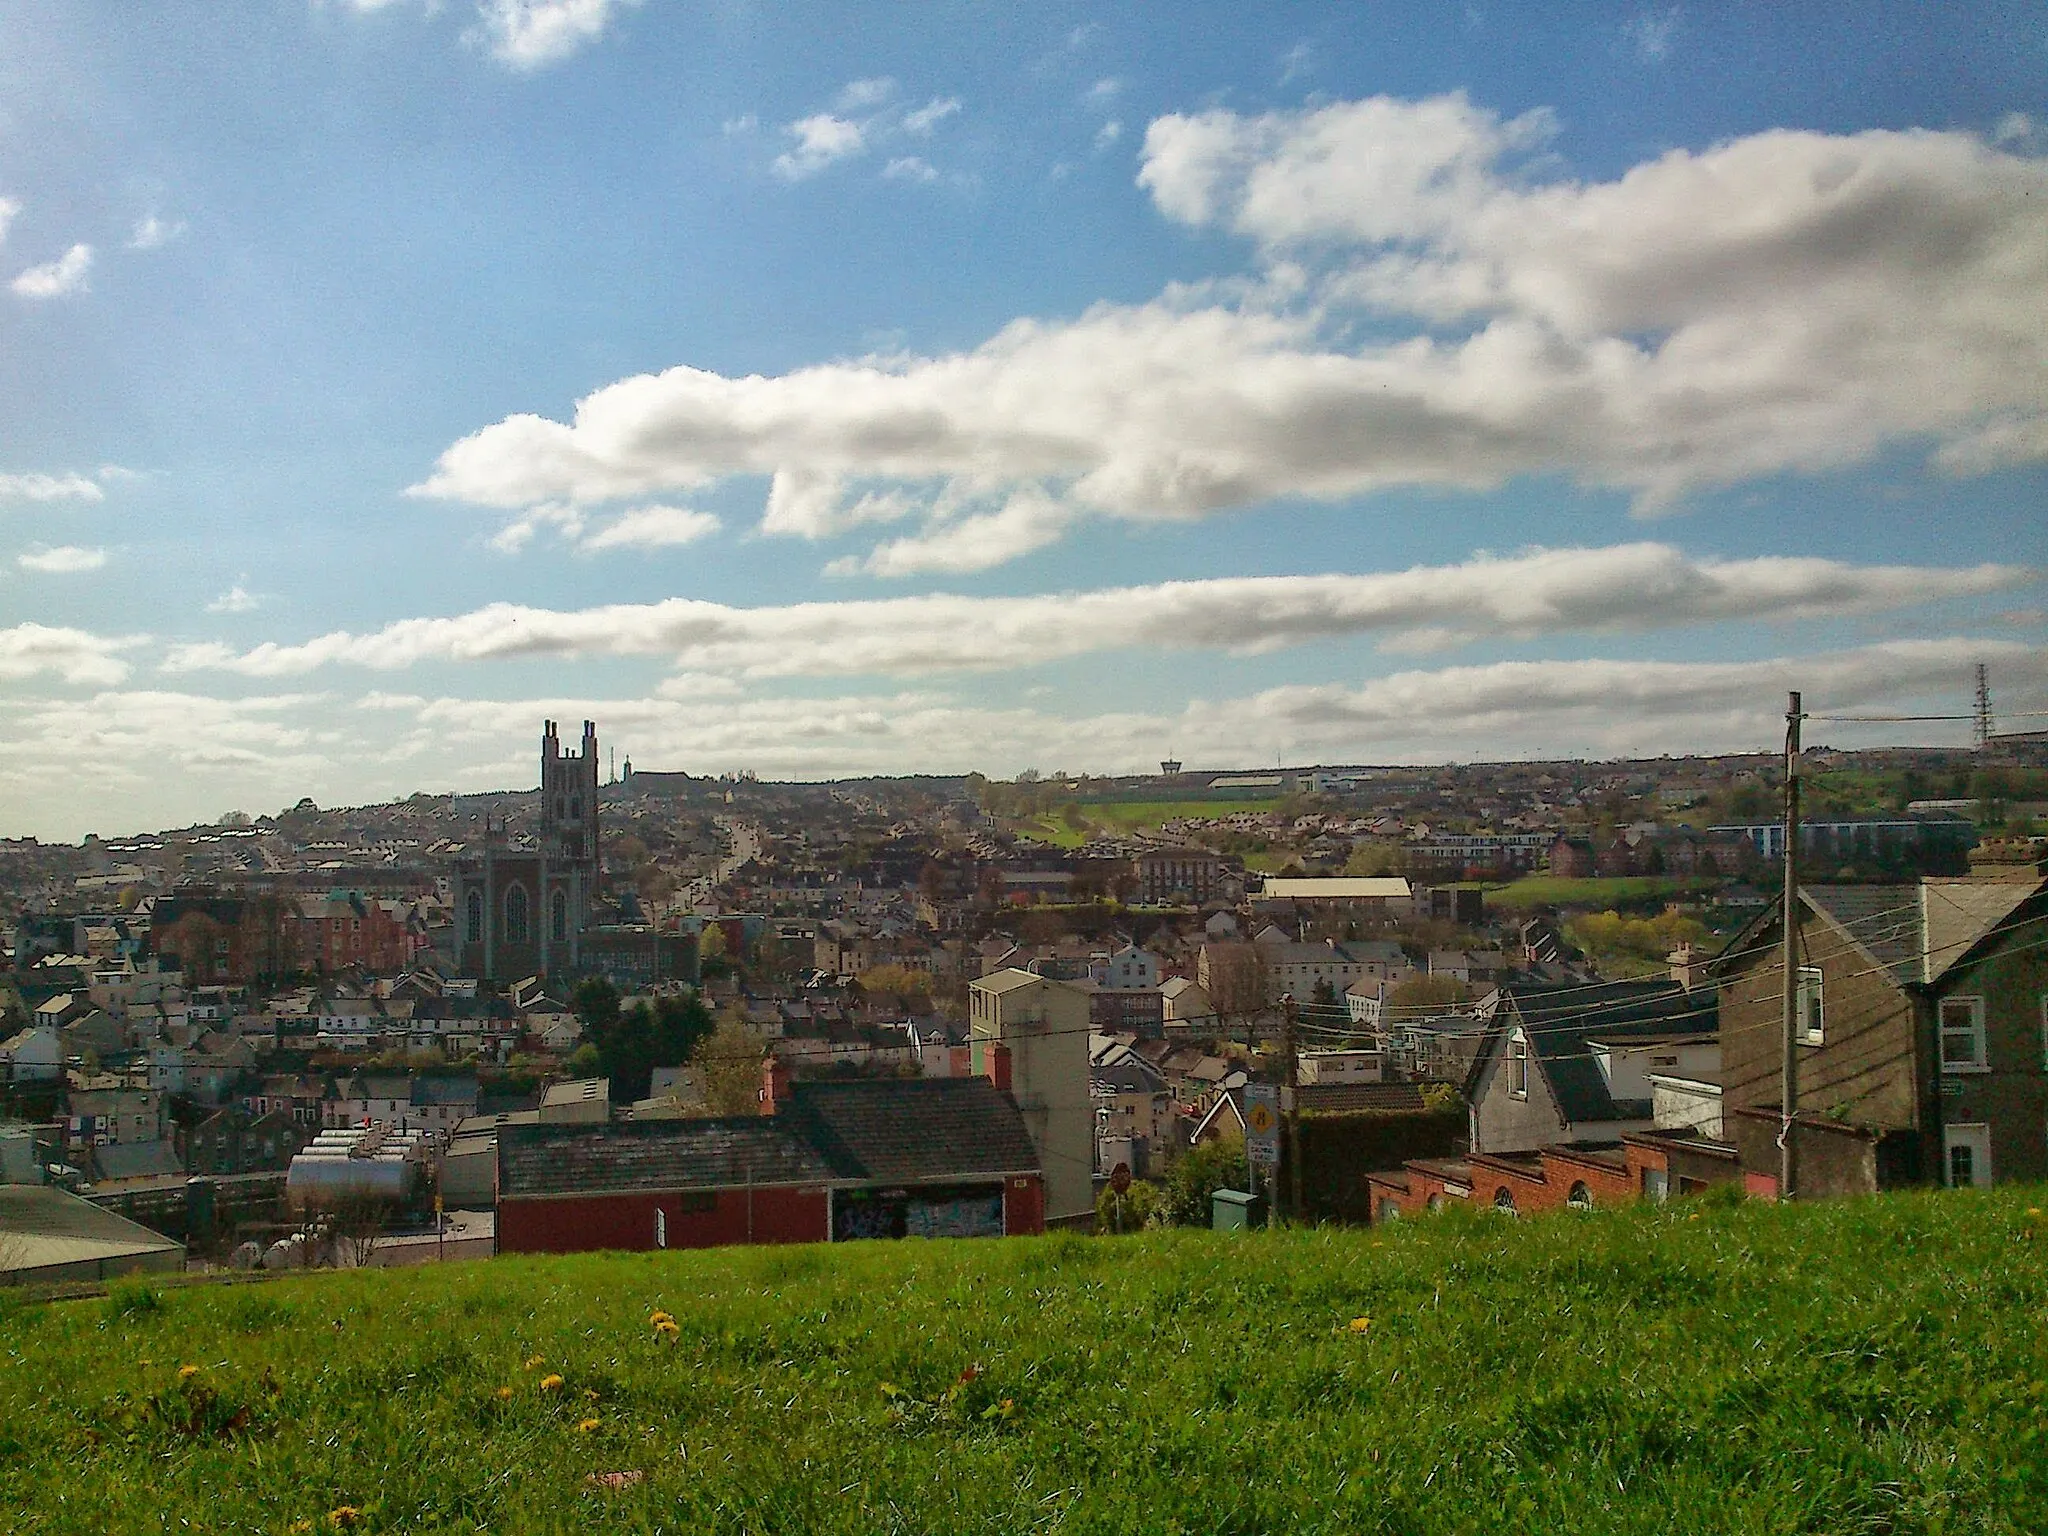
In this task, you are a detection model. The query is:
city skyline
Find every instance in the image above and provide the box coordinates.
[2,3,2045,839]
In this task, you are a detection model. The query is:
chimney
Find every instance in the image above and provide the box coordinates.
[985,1040,1013,1093]
[759,1054,792,1115]
[1668,942,1701,991]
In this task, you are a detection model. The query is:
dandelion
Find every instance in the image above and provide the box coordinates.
[177,1364,201,1382]
[494,1386,514,1401]
[649,1310,674,1328]
[327,1507,363,1529]
[540,1373,564,1392]
[577,1417,602,1434]
[289,1522,313,1534]
[655,1319,680,1341]
[1347,1316,1371,1333]
[2027,1208,2043,1220]
[523,1354,544,1370]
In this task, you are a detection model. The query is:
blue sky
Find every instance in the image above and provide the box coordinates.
[1,1,2044,839]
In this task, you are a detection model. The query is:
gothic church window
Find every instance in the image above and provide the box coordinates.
[466,890,483,945]
[551,889,568,943]
[505,885,529,945]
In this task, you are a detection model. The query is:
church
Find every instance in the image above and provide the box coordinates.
[454,720,602,981]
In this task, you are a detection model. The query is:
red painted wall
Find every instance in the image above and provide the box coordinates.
[499,1186,829,1254]
[1001,1175,1045,1235]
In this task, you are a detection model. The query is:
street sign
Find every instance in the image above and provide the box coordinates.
[1244,1084,1280,1168]
[1110,1163,1132,1195]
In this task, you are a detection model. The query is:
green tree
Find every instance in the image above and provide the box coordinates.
[695,1008,764,1116]
[1095,1178,1164,1234]
[1159,1134,1250,1227]
[573,976,621,1038]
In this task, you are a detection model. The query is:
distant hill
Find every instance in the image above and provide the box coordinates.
[4,1186,2046,1532]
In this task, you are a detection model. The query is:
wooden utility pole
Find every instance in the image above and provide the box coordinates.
[1281,993,1302,1224]
[1780,690,1803,1202]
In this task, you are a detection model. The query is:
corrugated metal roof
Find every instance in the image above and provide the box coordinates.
[499,1117,833,1198]
[785,1078,1039,1184]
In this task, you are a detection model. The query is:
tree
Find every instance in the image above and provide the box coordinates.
[1095,1178,1164,1234]
[1205,942,1268,1023]
[698,922,729,969]
[695,1008,764,1116]
[573,976,621,1038]
[563,1042,601,1078]
[322,1192,396,1268]
[1159,1134,1249,1227]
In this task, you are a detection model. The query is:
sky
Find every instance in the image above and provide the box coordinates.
[1,1,2045,841]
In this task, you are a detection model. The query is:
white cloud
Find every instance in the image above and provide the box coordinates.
[1621,8,1679,62]
[883,156,938,184]
[774,114,867,180]
[902,97,961,135]
[1088,78,1122,103]
[0,624,143,686]
[1278,41,1314,85]
[0,197,19,245]
[1095,120,1123,151]
[19,545,107,574]
[129,214,187,251]
[468,0,637,71]
[11,243,93,299]
[837,77,897,111]
[0,470,105,502]
[416,96,2048,567]
[206,585,262,614]
[160,543,2038,680]
[574,504,721,551]
[722,113,759,136]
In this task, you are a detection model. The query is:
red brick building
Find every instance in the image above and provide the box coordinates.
[497,1075,1045,1255]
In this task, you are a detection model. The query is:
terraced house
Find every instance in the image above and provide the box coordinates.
[1717,869,2048,1194]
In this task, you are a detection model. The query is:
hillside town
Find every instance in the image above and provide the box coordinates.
[3,718,2045,1280]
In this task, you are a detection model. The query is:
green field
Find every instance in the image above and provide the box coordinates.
[6,1188,2048,1532]
[1479,875,1718,910]
[1021,797,1287,847]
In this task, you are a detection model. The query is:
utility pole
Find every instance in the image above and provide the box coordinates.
[1974,663,1994,749]
[1281,993,1302,1225]
[1779,690,1802,1203]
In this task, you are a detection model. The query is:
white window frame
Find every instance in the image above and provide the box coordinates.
[1943,1122,1991,1189]
[1508,1030,1528,1099]
[1939,996,1988,1074]
[1796,966,1825,1045]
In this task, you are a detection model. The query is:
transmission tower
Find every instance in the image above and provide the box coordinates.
[1974,662,1994,749]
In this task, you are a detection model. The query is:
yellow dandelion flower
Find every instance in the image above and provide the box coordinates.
[655,1320,680,1340]
[177,1364,201,1382]
[1347,1316,1371,1333]
[649,1309,674,1327]
[494,1386,514,1401]
[540,1373,564,1392]
[289,1522,313,1534]
[577,1417,602,1434]
[2027,1207,2043,1220]
[327,1506,363,1529]
[523,1354,544,1370]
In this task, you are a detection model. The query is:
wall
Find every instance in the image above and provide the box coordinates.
[1001,1175,1045,1235]
[974,974,1093,1224]
[1928,912,2048,1184]
[1298,1107,1465,1222]
[1469,1028,1569,1155]
[498,1185,828,1254]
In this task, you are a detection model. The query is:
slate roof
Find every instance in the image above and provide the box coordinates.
[783,1078,1039,1184]
[498,1116,835,1198]
[1485,980,1717,1127]
[1802,885,1920,984]
[1296,1082,1429,1114]
[1092,1061,1169,1096]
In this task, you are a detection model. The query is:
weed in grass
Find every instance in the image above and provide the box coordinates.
[102,1280,163,1320]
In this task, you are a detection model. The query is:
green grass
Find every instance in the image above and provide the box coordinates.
[6,1188,2048,1533]
[1480,875,1717,910]
[1019,798,1288,847]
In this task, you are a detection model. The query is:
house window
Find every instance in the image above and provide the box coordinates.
[1940,997,1988,1073]
[466,890,483,945]
[1492,1187,1518,1216]
[1567,1181,1592,1210]
[1797,967,1824,1045]
[1508,1031,1528,1098]
[504,885,529,946]
[1944,1123,1991,1189]
[551,889,569,944]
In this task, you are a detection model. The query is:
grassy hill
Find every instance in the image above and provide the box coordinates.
[5,1187,2047,1533]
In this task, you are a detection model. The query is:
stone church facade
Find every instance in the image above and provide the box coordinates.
[455,720,601,982]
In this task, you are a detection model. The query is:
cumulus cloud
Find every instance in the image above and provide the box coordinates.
[19,545,107,573]
[469,0,637,71]
[206,585,262,614]
[1095,120,1123,151]
[573,504,721,551]
[0,624,144,686]
[0,470,105,502]
[0,196,19,244]
[883,157,939,184]
[902,97,961,135]
[774,114,868,179]
[159,544,2037,680]
[129,214,187,251]
[11,243,92,298]
[412,95,2048,567]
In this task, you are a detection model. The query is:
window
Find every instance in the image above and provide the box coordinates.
[1493,1187,1518,1216]
[1940,997,1987,1073]
[1944,1123,1991,1189]
[1567,1181,1593,1210]
[1508,1030,1528,1098]
[466,890,483,945]
[1641,1167,1670,1204]
[504,885,529,946]
[551,889,569,944]
[1797,967,1824,1045]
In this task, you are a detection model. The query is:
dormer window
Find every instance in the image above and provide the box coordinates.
[1508,1030,1528,1098]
